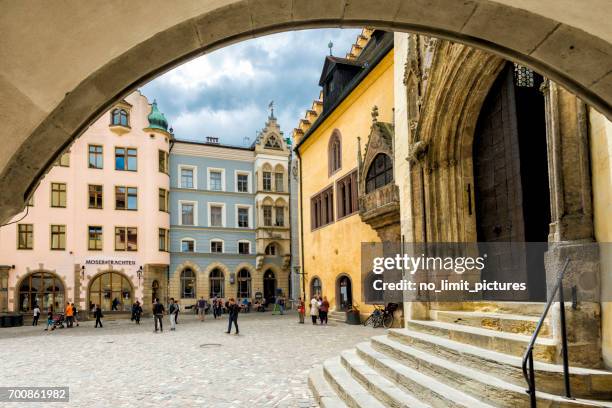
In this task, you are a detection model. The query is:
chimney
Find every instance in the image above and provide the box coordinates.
[206,136,219,144]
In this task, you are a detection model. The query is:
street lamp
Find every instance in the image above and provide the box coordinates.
[80,265,85,280]
[136,266,143,287]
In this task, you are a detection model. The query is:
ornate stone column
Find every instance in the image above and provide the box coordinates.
[542,80,601,367]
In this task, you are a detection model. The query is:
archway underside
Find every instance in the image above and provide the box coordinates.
[1,0,611,223]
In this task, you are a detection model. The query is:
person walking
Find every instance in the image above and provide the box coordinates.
[44,307,54,331]
[310,295,319,325]
[213,297,221,319]
[168,298,178,331]
[65,302,74,328]
[225,298,239,335]
[111,297,119,311]
[297,297,305,324]
[71,303,80,327]
[276,293,285,315]
[32,304,40,326]
[94,304,103,328]
[153,298,165,332]
[133,300,142,324]
[319,296,330,325]
[197,296,207,322]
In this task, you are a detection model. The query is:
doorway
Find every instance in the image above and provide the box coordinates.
[263,270,276,306]
[336,275,353,311]
[473,62,550,300]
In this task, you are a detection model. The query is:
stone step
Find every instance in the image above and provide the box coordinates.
[355,342,496,408]
[370,335,612,408]
[329,312,346,323]
[308,365,348,408]
[323,356,386,408]
[406,319,557,362]
[429,310,551,337]
[387,328,612,399]
[340,349,431,408]
[460,302,545,317]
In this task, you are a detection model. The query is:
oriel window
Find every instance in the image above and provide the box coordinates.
[111,109,129,126]
[275,173,284,192]
[275,206,284,227]
[263,172,272,191]
[263,205,272,226]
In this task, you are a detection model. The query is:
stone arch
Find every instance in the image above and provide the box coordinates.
[264,241,283,256]
[87,269,135,312]
[409,41,506,243]
[261,263,287,299]
[2,2,612,222]
[172,260,203,301]
[14,269,67,313]
[235,262,256,299]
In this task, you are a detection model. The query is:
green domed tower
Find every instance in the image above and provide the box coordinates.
[144,99,173,140]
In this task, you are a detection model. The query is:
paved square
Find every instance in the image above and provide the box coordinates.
[0,312,377,407]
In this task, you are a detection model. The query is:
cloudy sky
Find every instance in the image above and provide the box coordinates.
[140,28,361,146]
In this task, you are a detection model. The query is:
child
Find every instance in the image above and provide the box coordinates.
[44,307,54,331]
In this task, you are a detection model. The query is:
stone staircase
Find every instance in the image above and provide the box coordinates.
[309,302,612,407]
[328,310,347,324]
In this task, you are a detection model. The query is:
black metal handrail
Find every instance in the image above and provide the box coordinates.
[522,258,571,407]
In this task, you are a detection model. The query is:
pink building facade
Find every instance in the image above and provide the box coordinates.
[0,91,172,315]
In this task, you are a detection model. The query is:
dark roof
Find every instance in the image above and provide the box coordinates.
[318,56,362,85]
[295,33,394,152]
[174,139,255,151]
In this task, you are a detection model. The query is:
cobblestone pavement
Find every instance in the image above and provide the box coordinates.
[0,312,378,408]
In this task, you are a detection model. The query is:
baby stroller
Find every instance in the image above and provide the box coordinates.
[51,313,65,330]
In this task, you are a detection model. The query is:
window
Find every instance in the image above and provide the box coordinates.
[237,207,249,228]
[210,205,223,227]
[115,147,137,171]
[263,172,272,191]
[181,168,194,189]
[211,240,223,253]
[237,173,249,193]
[311,277,322,298]
[50,225,66,250]
[181,203,195,226]
[237,269,251,298]
[263,205,272,226]
[328,131,342,175]
[265,243,277,256]
[181,268,196,299]
[337,170,358,218]
[311,186,334,229]
[265,135,281,149]
[275,206,284,226]
[51,183,67,208]
[56,152,70,167]
[17,224,33,249]
[181,239,195,252]
[115,186,137,210]
[365,153,393,193]
[89,272,132,312]
[158,228,169,252]
[159,150,168,173]
[88,226,103,250]
[115,227,137,251]
[158,188,168,212]
[209,269,224,298]
[89,185,103,209]
[209,170,222,191]
[88,145,103,169]
[275,173,284,192]
[111,109,129,126]
[238,241,250,255]
[19,272,64,312]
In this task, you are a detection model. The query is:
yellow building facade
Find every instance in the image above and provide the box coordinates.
[295,34,394,318]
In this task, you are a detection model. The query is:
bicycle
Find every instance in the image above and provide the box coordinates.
[363,303,398,328]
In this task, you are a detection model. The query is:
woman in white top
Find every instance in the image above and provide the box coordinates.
[310,296,319,325]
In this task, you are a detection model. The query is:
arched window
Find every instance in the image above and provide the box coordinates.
[209,268,224,298]
[310,277,322,298]
[88,272,133,312]
[365,153,393,193]
[237,269,252,298]
[180,268,196,299]
[265,243,278,256]
[19,272,65,312]
[265,134,281,149]
[328,131,342,175]
[111,109,129,127]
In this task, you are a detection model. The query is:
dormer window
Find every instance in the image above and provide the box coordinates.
[111,109,129,127]
[265,135,281,149]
